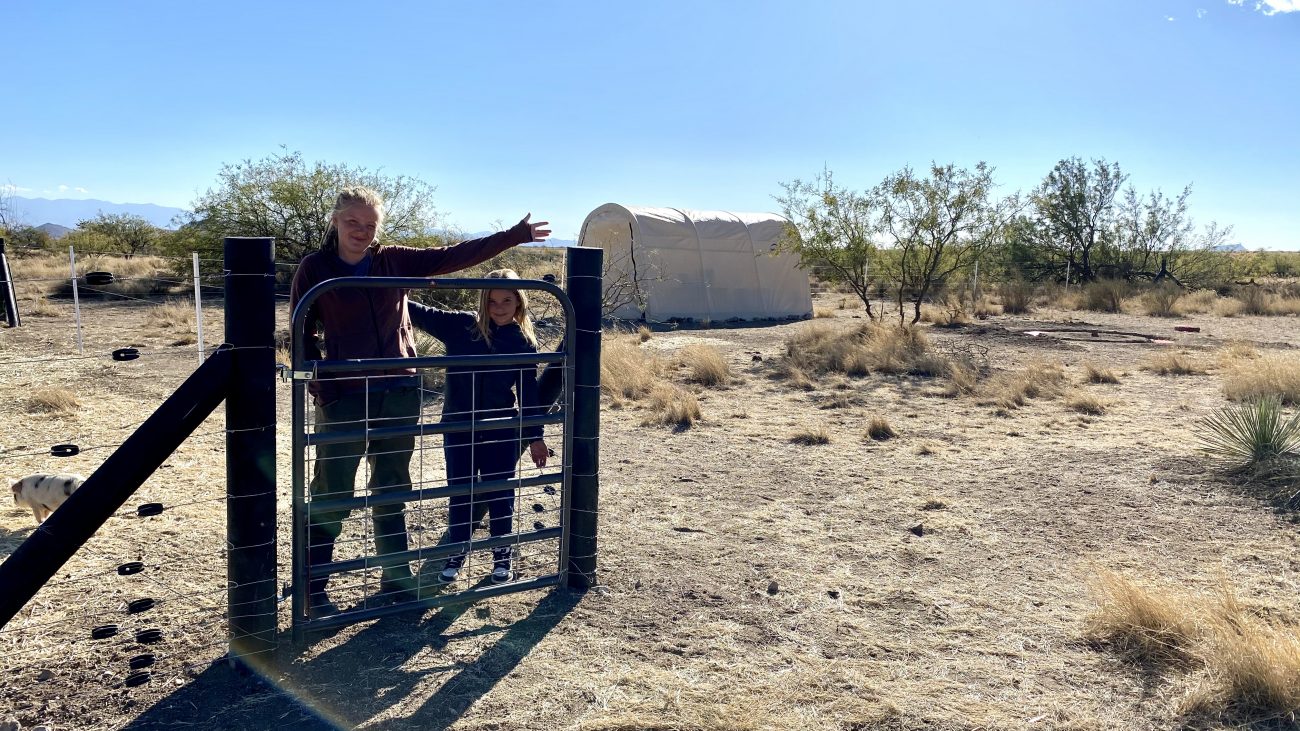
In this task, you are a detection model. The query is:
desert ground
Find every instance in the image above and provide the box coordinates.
[2,264,1299,731]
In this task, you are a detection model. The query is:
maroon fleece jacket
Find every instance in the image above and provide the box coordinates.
[289,219,533,405]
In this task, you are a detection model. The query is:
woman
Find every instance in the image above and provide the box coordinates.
[290,186,548,618]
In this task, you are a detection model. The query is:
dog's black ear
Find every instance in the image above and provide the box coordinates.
[63,478,75,496]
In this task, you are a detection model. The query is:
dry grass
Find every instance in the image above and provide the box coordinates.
[1065,391,1107,415]
[151,300,197,330]
[1213,297,1245,318]
[972,296,1001,319]
[602,335,664,405]
[1221,351,1300,405]
[1142,351,1209,376]
[1087,570,1203,665]
[642,384,701,428]
[1176,288,1219,315]
[637,325,652,342]
[28,387,80,416]
[676,344,732,387]
[1089,572,1300,724]
[919,300,970,327]
[781,322,958,382]
[865,417,896,441]
[789,427,830,445]
[813,306,836,319]
[978,361,1066,409]
[1082,362,1120,384]
[1082,280,1131,313]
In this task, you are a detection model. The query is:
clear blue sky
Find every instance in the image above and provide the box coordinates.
[4,0,1297,248]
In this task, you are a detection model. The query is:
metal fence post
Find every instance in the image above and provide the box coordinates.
[0,238,19,327]
[565,247,602,590]
[224,237,278,667]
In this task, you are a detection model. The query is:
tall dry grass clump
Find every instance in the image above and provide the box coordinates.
[151,300,197,330]
[676,344,732,386]
[29,388,80,416]
[1066,391,1107,415]
[1142,351,1208,376]
[1087,570,1203,665]
[978,361,1066,409]
[781,322,956,382]
[1082,362,1120,384]
[1233,286,1274,316]
[789,427,830,445]
[1176,288,1219,315]
[1213,297,1244,318]
[865,417,896,441]
[601,335,664,405]
[642,384,701,429]
[1089,572,1300,724]
[1221,352,1300,405]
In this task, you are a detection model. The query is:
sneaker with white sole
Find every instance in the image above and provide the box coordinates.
[491,547,514,584]
[439,552,467,584]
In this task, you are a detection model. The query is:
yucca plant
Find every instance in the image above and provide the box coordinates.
[1197,396,1300,469]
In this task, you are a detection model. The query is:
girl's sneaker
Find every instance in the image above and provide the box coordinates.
[491,547,514,584]
[439,552,466,584]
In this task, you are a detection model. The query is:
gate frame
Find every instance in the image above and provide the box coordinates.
[288,247,602,639]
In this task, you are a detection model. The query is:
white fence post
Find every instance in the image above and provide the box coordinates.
[68,246,84,354]
[193,253,204,364]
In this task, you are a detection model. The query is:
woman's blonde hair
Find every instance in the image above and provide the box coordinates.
[476,269,537,347]
[321,186,386,253]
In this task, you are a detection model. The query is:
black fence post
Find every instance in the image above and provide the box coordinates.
[565,246,602,590]
[0,238,20,327]
[224,237,278,667]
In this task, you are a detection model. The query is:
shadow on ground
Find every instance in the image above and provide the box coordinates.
[123,587,581,731]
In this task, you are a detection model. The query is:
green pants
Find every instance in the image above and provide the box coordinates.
[309,386,419,585]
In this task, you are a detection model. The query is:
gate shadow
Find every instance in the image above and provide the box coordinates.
[122,587,581,731]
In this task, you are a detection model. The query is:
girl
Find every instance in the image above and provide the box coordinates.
[406,269,549,584]
[290,187,548,617]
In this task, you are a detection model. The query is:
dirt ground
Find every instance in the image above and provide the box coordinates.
[2,289,1299,731]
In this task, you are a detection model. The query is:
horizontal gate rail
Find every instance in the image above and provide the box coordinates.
[310,472,563,513]
[305,412,564,447]
[305,350,567,375]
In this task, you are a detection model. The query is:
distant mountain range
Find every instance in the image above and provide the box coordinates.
[8,196,188,229]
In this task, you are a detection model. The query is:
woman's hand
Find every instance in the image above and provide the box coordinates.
[522,213,551,243]
[529,439,549,467]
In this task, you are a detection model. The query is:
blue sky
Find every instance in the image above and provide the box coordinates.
[4,0,1297,248]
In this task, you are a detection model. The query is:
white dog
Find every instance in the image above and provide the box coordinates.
[11,473,85,525]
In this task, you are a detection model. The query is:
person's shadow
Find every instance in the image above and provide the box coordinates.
[121,587,582,730]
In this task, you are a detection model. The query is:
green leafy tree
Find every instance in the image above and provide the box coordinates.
[775,168,882,319]
[176,148,441,266]
[1030,157,1126,283]
[875,162,1016,325]
[76,212,161,257]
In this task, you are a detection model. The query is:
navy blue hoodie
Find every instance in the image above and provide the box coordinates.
[406,301,544,442]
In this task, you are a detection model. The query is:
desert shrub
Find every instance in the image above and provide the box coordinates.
[1198,395,1300,468]
[1142,284,1182,317]
[1082,280,1130,313]
[151,300,196,330]
[1186,611,1300,721]
[813,306,835,319]
[972,296,1001,319]
[642,384,701,428]
[1082,362,1120,384]
[1221,352,1300,405]
[1142,352,1208,376]
[865,417,896,441]
[919,300,970,327]
[997,278,1034,315]
[637,325,652,342]
[677,344,732,387]
[789,427,830,445]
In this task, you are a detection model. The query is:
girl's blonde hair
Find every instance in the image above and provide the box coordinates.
[321,186,386,253]
[476,269,538,347]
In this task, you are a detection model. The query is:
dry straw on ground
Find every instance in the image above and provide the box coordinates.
[676,343,732,386]
[789,427,830,445]
[1082,361,1120,384]
[977,360,1066,409]
[1143,351,1209,376]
